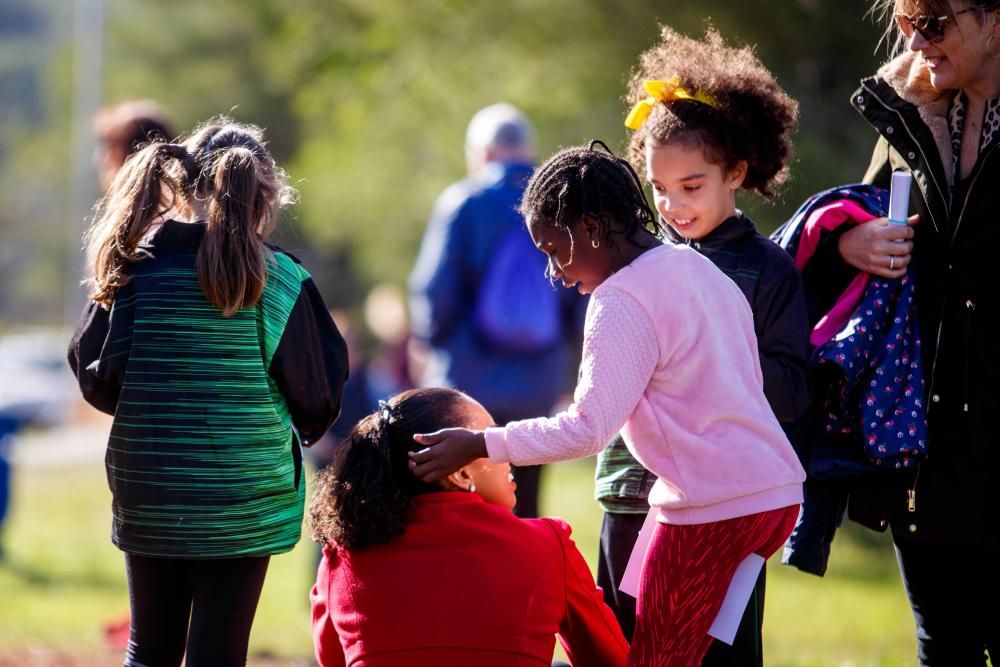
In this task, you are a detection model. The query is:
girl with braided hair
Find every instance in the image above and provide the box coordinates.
[69,117,349,666]
[605,26,811,665]
[409,141,805,666]
[308,387,627,667]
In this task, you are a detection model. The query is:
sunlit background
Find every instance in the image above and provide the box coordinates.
[0,1,924,665]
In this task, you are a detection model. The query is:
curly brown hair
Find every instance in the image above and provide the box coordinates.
[308,387,474,550]
[626,26,799,198]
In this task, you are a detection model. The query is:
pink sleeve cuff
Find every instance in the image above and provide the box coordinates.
[484,426,511,463]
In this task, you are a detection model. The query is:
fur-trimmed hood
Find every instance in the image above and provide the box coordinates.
[871,51,955,184]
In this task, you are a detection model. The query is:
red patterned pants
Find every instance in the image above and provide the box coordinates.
[628,505,798,667]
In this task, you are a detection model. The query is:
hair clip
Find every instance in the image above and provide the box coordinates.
[377,399,394,426]
[625,77,719,130]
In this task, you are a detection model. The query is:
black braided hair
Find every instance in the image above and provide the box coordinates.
[520,140,659,248]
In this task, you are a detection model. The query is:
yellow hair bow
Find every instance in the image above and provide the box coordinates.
[624,77,719,130]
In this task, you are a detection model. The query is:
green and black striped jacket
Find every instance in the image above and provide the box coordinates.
[69,220,348,558]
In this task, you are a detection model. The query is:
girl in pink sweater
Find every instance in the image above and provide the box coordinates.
[409,141,804,666]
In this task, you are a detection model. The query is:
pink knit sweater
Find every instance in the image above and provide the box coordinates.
[485,243,804,525]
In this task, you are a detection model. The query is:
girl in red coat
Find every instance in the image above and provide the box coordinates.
[309,387,627,667]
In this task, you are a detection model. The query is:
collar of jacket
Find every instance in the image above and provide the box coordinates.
[852,52,954,233]
[146,219,207,250]
[411,490,487,506]
[476,160,534,191]
[663,212,754,249]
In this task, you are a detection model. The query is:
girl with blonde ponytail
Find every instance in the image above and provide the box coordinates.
[70,117,349,667]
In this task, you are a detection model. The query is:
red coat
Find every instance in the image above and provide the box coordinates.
[311,492,628,667]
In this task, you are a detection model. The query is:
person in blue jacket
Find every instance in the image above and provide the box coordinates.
[408,104,583,518]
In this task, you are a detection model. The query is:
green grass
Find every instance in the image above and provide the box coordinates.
[1,456,922,665]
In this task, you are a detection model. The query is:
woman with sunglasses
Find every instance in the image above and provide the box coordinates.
[832,0,1000,663]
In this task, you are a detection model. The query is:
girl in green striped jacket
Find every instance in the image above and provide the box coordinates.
[69,118,349,667]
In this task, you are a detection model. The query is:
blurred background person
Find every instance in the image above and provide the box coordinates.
[92,98,174,192]
[363,284,415,401]
[408,104,584,518]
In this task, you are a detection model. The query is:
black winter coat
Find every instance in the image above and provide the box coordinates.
[853,51,1000,547]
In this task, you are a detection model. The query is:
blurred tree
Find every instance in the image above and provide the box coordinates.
[0,0,69,325]
[0,0,885,323]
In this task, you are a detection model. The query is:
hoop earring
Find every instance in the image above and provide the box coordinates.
[989,33,1000,61]
[591,238,600,249]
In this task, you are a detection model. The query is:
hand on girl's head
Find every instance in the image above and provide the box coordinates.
[408,428,487,483]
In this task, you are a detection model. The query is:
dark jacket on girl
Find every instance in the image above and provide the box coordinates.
[69,220,349,558]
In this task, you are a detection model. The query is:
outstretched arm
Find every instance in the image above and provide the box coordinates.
[410,287,659,482]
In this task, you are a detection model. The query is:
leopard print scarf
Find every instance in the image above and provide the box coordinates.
[948,93,1000,179]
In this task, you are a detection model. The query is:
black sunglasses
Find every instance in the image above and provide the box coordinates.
[895,7,976,43]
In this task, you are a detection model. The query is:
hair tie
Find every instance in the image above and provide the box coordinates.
[377,399,396,427]
[156,142,198,181]
[157,142,186,158]
[588,139,614,154]
[365,399,397,458]
[624,76,719,130]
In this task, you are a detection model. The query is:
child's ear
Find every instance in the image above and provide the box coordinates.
[727,160,748,191]
[445,467,475,492]
[582,214,603,244]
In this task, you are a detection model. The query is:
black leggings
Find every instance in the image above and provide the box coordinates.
[124,553,270,667]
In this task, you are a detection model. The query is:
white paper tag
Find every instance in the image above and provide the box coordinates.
[707,553,766,645]
[618,507,659,598]
[617,510,765,647]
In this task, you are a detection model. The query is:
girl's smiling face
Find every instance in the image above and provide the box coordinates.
[645,140,746,242]
[527,216,619,295]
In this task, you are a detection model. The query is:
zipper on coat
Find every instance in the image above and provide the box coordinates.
[927,315,945,403]
[929,144,996,395]
[950,142,997,244]
[860,83,945,235]
[907,463,921,513]
[963,298,975,413]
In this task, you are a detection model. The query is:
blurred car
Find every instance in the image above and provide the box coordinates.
[0,329,74,427]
